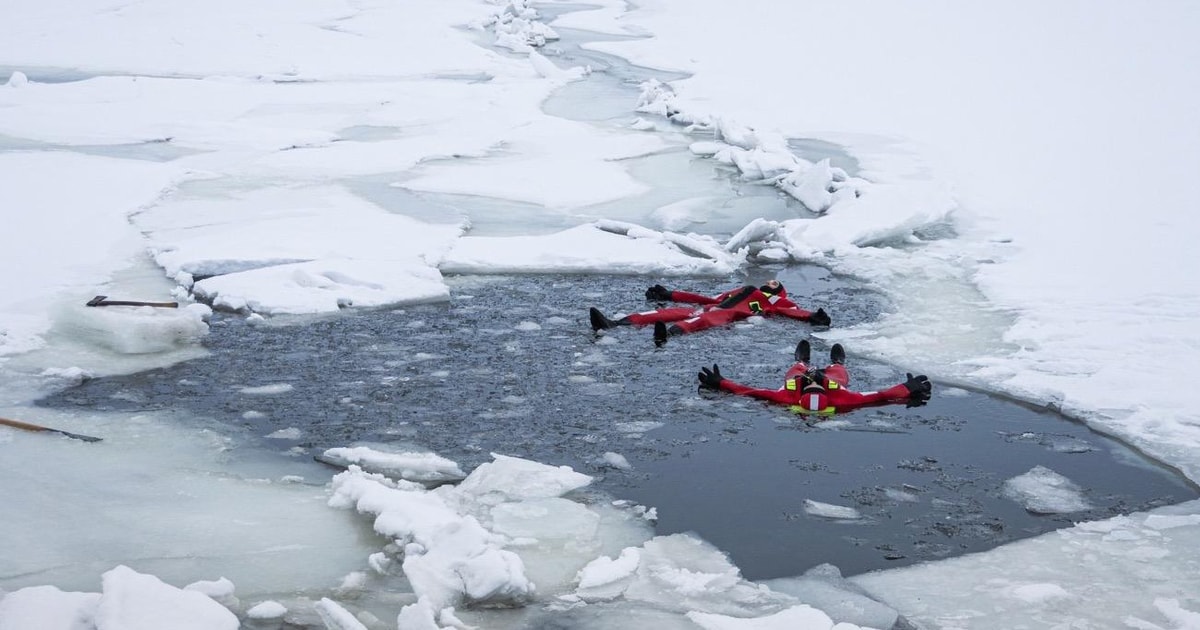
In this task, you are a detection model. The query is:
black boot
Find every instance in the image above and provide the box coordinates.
[590,307,614,331]
[795,339,811,363]
[809,308,831,327]
[653,322,669,346]
[830,343,845,365]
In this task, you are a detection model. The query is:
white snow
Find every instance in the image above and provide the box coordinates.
[3,0,1200,628]
[319,445,467,484]
[245,600,287,620]
[95,566,239,630]
[315,597,368,630]
[0,585,99,630]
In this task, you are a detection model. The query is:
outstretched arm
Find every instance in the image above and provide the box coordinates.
[828,375,932,412]
[698,365,796,405]
[645,284,720,304]
[771,305,816,320]
[772,305,831,326]
[673,289,721,305]
[720,380,798,405]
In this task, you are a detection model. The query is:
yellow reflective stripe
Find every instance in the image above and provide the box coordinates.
[749,301,761,312]
[827,381,839,390]
[786,379,797,391]
[788,405,838,416]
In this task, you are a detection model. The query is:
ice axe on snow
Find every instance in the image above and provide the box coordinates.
[0,416,103,442]
[86,295,178,308]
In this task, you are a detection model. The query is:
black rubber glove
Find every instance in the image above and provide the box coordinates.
[698,364,725,390]
[645,284,672,301]
[903,373,932,407]
[809,308,831,327]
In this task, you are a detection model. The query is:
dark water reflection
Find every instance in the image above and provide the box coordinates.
[38,269,1197,579]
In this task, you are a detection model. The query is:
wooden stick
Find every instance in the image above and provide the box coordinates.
[0,417,103,442]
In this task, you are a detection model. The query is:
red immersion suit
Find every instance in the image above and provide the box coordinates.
[718,360,916,416]
[626,285,823,335]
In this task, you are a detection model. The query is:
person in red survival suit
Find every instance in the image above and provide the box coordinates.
[696,340,932,416]
[589,279,831,347]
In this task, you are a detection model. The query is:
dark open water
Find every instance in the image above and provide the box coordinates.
[37,267,1197,579]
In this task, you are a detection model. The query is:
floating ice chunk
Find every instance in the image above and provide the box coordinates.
[1144,513,1200,530]
[395,596,441,630]
[1149,599,1200,628]
[725,218,782,254]
[775,178,955,254]
[616,534,792,616]
[650,197,713,231]
[336,572,369,595]
[266,427,301,439]
[764,563,899,629]
[712,117,759,150]
[689,141,727,156]
[636,78,679,119]
[442,222,740,276]
[5,71,28,87]
[173,270,194,290]
[246,600,287,619]
[40,366,93,386]
[1008,582,1070,603]
[329,465,535,610]
[96,565,238,630]
[184,576,237,608]
[515,320,542,331]
[804,500,863,520]
[193,259,450,316]
[630,117,657,131]
[457,453,591,500]
[0,585,100,629]
[489,2,559,52]
[754,246,791,262]
[315,597,367,630]
[687,604,845,630]
[883,487,921,503]
[1002,465,1092,514]
[576,547,642,602]
[319,445,466,484]
[779,159,838,213]
[1046,437,1095,454]
[528,49,586,81]
[238,383,294,395]
[439,607,470,628]
[57,301,210,354]
[728,146,801,181]
[602,452,632,470]
[614,421,664,434]
[491,497,601,543]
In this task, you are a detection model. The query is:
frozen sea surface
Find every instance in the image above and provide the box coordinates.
[36,269,1196,580]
